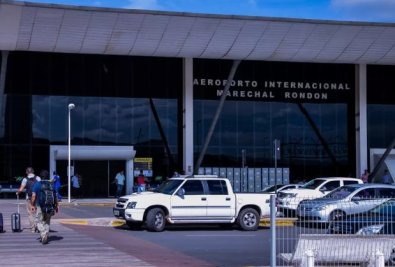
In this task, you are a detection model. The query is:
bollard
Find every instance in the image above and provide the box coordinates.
[374,250,384,267]
[304,249,315,267]
[270,195,276,267]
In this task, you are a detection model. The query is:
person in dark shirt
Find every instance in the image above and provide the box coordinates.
[30,180,58,245]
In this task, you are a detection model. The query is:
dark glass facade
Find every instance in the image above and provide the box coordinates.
[367,65,395,150]
[194,59,355,181]
[1,52,182,188]
[0,51,362,193]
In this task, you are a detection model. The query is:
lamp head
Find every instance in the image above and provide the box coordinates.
[68,103,75,110]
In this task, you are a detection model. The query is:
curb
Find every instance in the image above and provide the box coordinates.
[259,218,297,227]
[56,218,125,227]
[57,217,295,228]
[59,202,114,207]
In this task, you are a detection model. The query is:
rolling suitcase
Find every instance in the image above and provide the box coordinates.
[11,194,21,232]
[0,212,3,233]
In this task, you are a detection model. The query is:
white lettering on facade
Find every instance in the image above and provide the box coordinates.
[217,90,274,99]
[284,92,328,100]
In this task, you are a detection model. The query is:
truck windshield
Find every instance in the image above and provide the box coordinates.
[154,179,184,195]
[301,179,325,189]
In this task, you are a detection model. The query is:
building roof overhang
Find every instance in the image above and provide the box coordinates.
[1,0,395,65]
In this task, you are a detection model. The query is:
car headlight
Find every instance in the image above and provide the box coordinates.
[287,193,298,198]
[356,224,384,235]
[126,201,137,209]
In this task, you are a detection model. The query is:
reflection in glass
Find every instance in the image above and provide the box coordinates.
[194,100,348,179]
[32,96,177,151]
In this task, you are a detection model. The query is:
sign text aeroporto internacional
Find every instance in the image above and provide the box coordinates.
[193,78,352,102]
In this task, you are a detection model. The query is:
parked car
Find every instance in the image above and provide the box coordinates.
[277,177,363,216]
[327,198,395,235]
[261,184,302,194]
[113,176,270,231]
[296,183,395,223]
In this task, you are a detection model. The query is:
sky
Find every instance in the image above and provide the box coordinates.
[18,0,395,23]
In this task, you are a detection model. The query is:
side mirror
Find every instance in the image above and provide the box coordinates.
[177,188,185,197]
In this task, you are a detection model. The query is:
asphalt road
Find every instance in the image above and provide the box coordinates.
[58,204,323,267]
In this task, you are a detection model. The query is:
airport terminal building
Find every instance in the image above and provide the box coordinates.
[1,0,395,196]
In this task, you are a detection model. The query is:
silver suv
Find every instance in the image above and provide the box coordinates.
[296,183,395,222]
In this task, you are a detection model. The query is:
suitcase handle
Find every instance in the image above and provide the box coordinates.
[17,194,19,214]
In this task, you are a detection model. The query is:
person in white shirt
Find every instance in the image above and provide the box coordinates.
[114,170,125,198]
[16,167,41,233]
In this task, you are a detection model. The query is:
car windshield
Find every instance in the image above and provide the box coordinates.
[262,185,284,193]
[301,179,326,189]
[325,186,357,199]
[370,199,395,215]
[154,179,184,195]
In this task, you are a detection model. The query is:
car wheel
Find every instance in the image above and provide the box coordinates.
[126,221,142,230]
[329,210,345,221]
[238,208,259,231]
[146,208,166,232]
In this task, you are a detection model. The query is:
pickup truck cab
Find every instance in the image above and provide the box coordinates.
[113,176,269,232]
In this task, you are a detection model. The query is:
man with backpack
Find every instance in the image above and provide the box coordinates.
[30,178,58,245]
[16,167,41,233]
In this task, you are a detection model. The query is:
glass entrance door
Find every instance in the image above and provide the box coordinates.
[74,160,107,197]
[56,160,126,198]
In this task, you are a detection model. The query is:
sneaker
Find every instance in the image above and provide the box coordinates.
[42,234,49,245]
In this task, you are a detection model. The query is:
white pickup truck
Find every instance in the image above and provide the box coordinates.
[113,176,270,232]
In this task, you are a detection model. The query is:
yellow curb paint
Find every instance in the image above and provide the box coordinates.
[59,219,89,225]
[259,218,295,227]
[111,220,125,227]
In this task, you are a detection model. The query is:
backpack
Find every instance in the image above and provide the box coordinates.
[38,181,56,215]
[25,176,37,198]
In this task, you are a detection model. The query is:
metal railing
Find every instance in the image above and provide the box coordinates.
[273,197,395,267]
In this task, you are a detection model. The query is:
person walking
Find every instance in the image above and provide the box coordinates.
[30,179,58,244]
[71,173,81,198]
[137,170,146,193]
[114,170,125,198]
[16,167,41,233]
[360,169,369,183]
[51,171,62,201]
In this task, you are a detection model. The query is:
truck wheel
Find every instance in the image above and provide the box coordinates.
[146,208,166,232]
[238,208,259,231]
[126,221,142,230]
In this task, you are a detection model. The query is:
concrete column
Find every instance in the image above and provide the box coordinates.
[0,51,9,138]
[183,58,194,175]
[126,159,134,195]
[355,64,368,178]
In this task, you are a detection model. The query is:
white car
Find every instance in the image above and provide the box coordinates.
[261,184,303,194]
[277,177,363,216]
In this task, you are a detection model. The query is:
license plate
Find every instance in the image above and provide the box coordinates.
[114,210,120,216]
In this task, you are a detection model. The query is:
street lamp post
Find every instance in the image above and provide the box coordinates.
[68,103,75,203]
